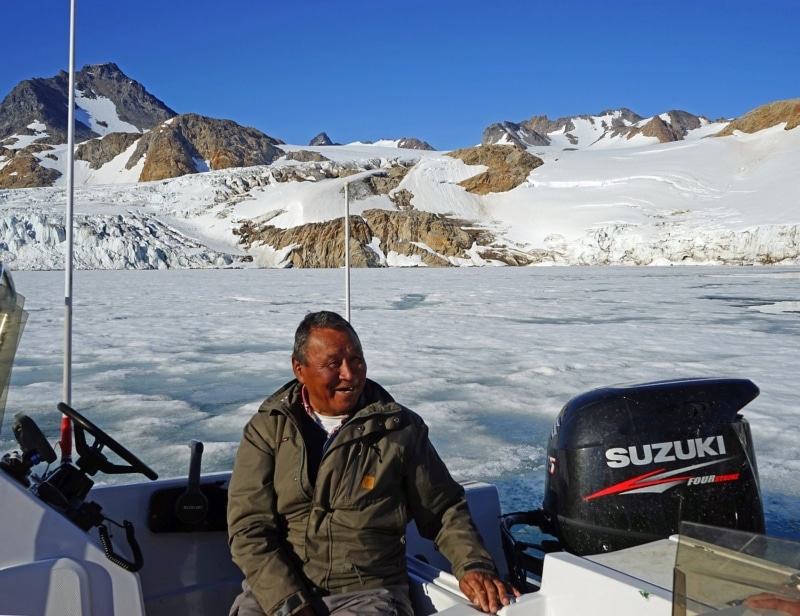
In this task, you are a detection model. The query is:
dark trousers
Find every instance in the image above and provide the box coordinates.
[229,581,415,616]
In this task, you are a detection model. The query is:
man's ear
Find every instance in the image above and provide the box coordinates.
[292,358,305,383]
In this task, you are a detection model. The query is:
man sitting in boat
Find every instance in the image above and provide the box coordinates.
[227,311,518,615]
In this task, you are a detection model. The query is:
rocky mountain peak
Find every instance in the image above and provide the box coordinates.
[396,137,435,150]
[73,62,177,133]
[0,63,176,147]
[309,132,334,146]
[0,65,288,188]
[481,120,550,149]
[479,108,717,148]
[636,115,685,142]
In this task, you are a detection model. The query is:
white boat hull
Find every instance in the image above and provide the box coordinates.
[0,467,681,616]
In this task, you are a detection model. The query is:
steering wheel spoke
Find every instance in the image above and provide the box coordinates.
[57,402,158,480]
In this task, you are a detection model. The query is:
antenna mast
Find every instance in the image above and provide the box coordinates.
[344,181,351,322]
[61,0,77,461]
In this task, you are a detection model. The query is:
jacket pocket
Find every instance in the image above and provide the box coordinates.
[333,438,403,508]
[333,491,408,534]
[341,533,408,583]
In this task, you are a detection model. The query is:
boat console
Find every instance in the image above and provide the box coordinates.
[0,405,242,616]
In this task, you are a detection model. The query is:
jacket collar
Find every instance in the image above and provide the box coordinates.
[261,379,402,420]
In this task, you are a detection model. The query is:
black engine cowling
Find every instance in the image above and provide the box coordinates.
[542,377,765,556]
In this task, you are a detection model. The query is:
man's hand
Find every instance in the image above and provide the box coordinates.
[459,570,521,614]
[294,606,317,616]
[743,593,800,616]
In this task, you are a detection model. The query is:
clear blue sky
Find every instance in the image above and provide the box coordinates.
[3,0,798,150]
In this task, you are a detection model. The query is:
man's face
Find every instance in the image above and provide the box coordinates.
[292,327,367,417]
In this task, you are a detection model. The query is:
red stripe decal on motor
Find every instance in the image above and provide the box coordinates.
[584,458,734,500]
[584,468,692,501]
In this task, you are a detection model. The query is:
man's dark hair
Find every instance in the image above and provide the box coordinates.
[293,311,360,365]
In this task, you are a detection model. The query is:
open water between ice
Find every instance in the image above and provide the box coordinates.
[3,265,799,539]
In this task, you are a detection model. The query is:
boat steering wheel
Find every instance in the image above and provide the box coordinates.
[57,402,158,480]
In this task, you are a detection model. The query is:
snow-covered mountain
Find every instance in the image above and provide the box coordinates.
[0,63,176,146]
[0,64,798,270]
[482,108,716,149]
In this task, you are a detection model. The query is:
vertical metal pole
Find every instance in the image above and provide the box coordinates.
[344,182,351,322]
[61,0,77,461]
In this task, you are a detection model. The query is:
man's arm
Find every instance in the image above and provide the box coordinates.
[227,419,315,615]
[405,419,520,613]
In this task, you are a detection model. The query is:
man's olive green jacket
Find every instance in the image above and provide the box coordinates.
[227,379,498,616]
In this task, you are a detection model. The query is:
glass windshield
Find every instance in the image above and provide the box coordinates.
[674,521,800,615]
[0,264,28,433]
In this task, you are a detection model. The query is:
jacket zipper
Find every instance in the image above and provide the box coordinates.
[346,441,365,497]
[278,408,313,501]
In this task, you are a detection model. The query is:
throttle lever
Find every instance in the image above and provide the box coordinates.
[174,440,209,525]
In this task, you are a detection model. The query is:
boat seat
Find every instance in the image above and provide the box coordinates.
[0,557,113,616]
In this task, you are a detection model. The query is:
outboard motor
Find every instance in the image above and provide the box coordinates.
[501,378,765,589]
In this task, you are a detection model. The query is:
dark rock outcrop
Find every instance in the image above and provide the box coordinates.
[636,115,685,142]
[0,75,96,145]
[75,132,142,169]
[597,108,645,136]
[446,144,544,194]
[236,216,380,268]
[482,109,649,147]
[624,110,703,143]
[126,113,285,181]
[397,137,435,150]
[283,150,331,163]
[482,121,550,149]
[712,99,800,136]
[344,165,412,201]
[662,110,704,135]
[234,208,483,268]
[362,209,474,258]
[0,148,61,188]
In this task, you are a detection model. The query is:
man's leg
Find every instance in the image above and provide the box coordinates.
[322,584,414,616]
[230,581,414,616]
